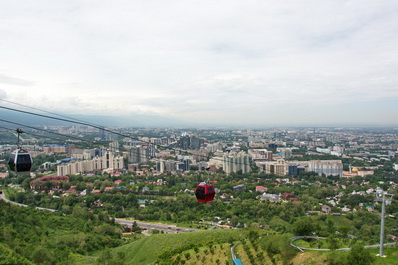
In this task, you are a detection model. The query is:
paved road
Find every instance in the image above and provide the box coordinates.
[230,242,240,260]
[0,191,199,234]
[0,192,57,212]
[115,218,198,234]
[290,236,397,252]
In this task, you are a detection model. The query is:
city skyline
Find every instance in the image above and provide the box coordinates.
[1,1,398,127]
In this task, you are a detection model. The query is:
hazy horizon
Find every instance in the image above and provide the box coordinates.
[1,108,398,129]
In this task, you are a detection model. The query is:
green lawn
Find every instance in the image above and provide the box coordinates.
[369,247,398,265]
[294,238,353,249]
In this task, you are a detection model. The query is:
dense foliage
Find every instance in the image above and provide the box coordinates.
[0,200,123,265]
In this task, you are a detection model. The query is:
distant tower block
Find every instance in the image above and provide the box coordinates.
[99,127,105,140]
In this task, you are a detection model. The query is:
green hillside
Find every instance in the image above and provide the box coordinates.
[0,200,123,264]
[94,228,398,265]
[107,229,246,264]
[0,243,33,265]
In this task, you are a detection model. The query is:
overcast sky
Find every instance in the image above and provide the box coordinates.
[1,0,398,127]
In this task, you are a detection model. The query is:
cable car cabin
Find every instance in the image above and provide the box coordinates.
[8,149,33,173]
[195,182,215,203]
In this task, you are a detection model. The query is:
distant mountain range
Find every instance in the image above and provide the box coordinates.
[2,109,394,129]
[0,109,190,128]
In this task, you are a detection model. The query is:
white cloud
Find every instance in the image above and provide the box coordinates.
[0,0,398,125]
[0,89,7,99]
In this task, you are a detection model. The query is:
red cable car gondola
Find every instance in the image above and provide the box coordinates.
[195,182,215,203]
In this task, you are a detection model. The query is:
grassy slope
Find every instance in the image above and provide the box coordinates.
[170,243,232,265]
[235,241,272,265]
[290,247,398,265]
[92,225,398,265]
[370,247,398,265]
[291,252,328,265]
[111,229,245,264]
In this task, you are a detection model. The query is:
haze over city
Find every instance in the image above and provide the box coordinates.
[1,0,398,126]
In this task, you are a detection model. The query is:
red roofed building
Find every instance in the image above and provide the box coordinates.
[256,186,268,193]
[30,176,69,190]
[281,192,295,199]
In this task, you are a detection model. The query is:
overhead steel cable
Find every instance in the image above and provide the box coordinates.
[0,104,252,168]
[0,126,85,145]
[0,98,102,127]
[0,118,102,147]
[0,105,155,146]
[0,122,152,162]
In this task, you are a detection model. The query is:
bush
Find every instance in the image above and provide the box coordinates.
[346,244,374,265]
[260,234,297,262]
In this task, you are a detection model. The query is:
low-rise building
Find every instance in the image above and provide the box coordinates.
[30,176,69,190]
[255,186,268,193]
[260,193,280,202]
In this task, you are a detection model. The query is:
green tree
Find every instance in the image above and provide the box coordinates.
[292,217,315,236]
[32,247,55,265]
[346,244,374,265]
[327,235,339,250]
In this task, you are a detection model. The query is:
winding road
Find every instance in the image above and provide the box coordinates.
[115,218,197,233]
[290,236,397,252]
[0,192,197,234]
[0,191,57,212]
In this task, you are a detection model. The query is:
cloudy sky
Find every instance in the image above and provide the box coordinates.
[1,0,398,127]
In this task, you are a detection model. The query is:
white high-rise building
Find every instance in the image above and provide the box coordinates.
[223,151,250,174]
[57,151,124,176]
[308,160,343,177]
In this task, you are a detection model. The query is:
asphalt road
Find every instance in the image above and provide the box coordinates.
[0,191,198,234]
[0,191,58,212]
[290,236,397,252]
[115,218,198,234]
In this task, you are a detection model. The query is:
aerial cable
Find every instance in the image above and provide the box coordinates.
[0,121,157,162]
[0,105,251,168]
[0,98,102,127]
[0,105,156,146]
[0,126,90,145]
[0,118,100,146]
[0,105,197,155]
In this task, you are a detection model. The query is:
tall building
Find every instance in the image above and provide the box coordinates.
[165,160,176,172]
[248,149,273,161]
[176,134,204,150]
[178,158,190,171]
[308,160,343,177]
[57,151,124,176]
[109,141,120,152]
[99,127,105,140]
[128,145,149,164]
[156,159,165,173]
[205,142,224,153]
[276,148,292,159]
[223,151,251,174]
[179,135,190,149]
[43,145,69,154]
[259,159,288,176]
[288,164,305,177]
